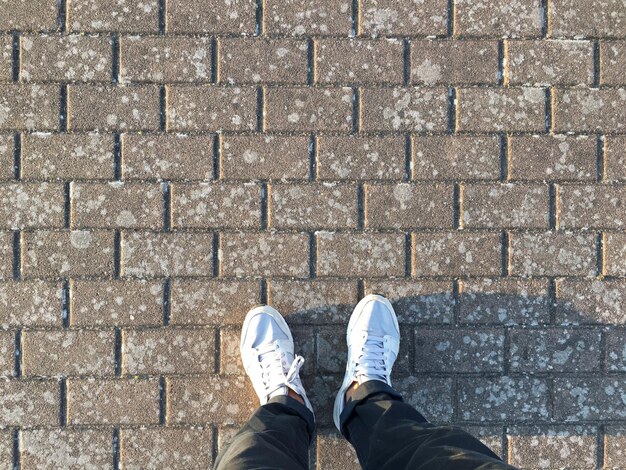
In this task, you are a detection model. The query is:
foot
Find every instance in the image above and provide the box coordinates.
[240,305,314,415]
[333,294,400,431]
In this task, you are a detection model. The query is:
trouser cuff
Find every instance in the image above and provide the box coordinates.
[339,380,403,438]
[267,395,316,442]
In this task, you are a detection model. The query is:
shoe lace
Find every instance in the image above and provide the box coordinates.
[354,334,387,380]
[257,341,305,395]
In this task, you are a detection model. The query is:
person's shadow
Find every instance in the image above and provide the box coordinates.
[219,281,621,469]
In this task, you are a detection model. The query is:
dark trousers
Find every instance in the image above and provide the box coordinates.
[214,381,518,470]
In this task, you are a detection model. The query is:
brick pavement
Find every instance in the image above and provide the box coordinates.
[0,0,625,468]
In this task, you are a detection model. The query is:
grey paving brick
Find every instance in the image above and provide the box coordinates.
[0,183,64,229]
[220,38,308,85]
[509,232,597,277]
[412,135,500,181]
[459,278,550,325]
[68,0,159,33]
[558,184,626,229]
[605,427,626,468]
[0,380,59,426]
[168,86,257,132]
[316,429,360,470]
[410,39,499,85]
[551,0,626,38]
[605,328,626,371]
[317,135,405,181]
[360,0,448,37]
[0,84,60,131]
[0,232,11,280]
[22,429,112,469]
[506,40,594,85]
[455,0,542,38]
[0,331,14,377]
[553,88,626,133]
[603,232,626,277]
[601,41,626,85]
[220,134,309,181]
[21,34,112,82]
[605,136,626,182]
[0,281,62,328]
[556,279,626,325]
[360,87,448,132]
[394,376,454,423]
[167,0,256,34]
[365,183,454,229]
[264,0,352,36]
[121,36,212,83]
[315,38,404,85]
[0,0,58,31]
[0,134,12,180]
[0,36,13,82]
[508,135,597,182]
[554,378,626,421]
[122,134,213,181]
[509,328,602,372]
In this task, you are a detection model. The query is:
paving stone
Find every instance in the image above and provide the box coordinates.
[121,36,212,83]
[412,232,502,277]
[600,232,626,277]
[168,376,257,424]
[0,379,59,426]
[558,184,626,229]
[22,230,115,279]
[22,133,115,181]
[68,0,159,33]
[554,378,626,421]
[415,328,504,372]
[216,426,239,454]
[455,0,542,38]
[269,182,358,229]
[458,376,549,422]
[509,328,601,372]
[507,426,597,469]
[264,87,353,132]
[410,39,499,85]
[122,134,213,181]
[264,0,352,36]
[365,183,454,229]
[462,183,549,229]
[0,0,58,31]
[316,429,360,470]
[303,374,340,426]
[317,135,405,181]
[21,34,112,82]
[463,427,504,458]
[509,232,597,277]
[605,426,626,467]
[394,376,454,423]
[220,232,309,278]
[123,328,215,375]
[553,88,626,133]
[68,85,160,132]
[317,232,405,278]
[551,0,626,38]
[172,182,261,229]
[0,331,13,377]
[0,36,13,82]
[0,134,12,180]
[506,40,594,85]
[122,232,213,278]
[412,135,500,181]
[72,182,163,229]
[0,84,59,131]
[556,279,626,325]
[508,134,596,182]
[459,278,550,325]
[22,329,114,377]
[315,38,404,85]
[220,134,309,181]
[21,429,112,469]
[218,327,244,375]
[168,85,257,132]
[0,183,64,229]
[601,41,626,85]
[71,279,164,327]
[605,328,626,371]
[220,38,308,85]
[605,136,626,182]
[457,87,546,132]
[0,281,62,328]
[267,279,357,324]
[170,280,260,325]
[67,378,160,425]
[121,427,213,470]
[364,280,454,324]
[360,87,448,132]
[167,0,256,34]
[360,0,448,37]
[0,232,10,280]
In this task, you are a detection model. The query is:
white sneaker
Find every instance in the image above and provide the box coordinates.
[240,305,314,415]
[333,294,400,430]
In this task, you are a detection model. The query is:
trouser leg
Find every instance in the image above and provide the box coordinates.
[339,381,517,470]
[214,395,315,470]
